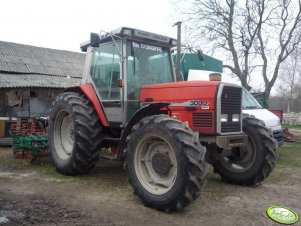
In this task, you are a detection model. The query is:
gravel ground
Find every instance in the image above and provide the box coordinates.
[0,139,300,226]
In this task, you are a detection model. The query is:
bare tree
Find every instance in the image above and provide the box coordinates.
[277,46,301,112]
[178,0,301,104]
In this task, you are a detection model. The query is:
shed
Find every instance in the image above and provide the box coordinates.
[0,40,85,144]
[0,40,85,117]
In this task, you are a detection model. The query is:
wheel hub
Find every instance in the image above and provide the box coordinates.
[134,135,177,195]
[221,136,256,173]
[228,147,247,161]
[151,152,172,176]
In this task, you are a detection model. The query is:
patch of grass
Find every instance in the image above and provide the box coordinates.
[0,152,127,186]
[0,155,84,182]
[266,142,301,185]
[282,124,301,129]
[0,176,14,182]
[276,143,301,168]
[0,156,33,170]
[33,163,84,182]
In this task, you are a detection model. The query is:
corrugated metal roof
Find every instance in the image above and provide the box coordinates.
[0,41,85,79]
[0,73,81,88]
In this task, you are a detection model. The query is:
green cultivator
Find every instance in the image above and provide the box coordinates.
[10,119,48,161]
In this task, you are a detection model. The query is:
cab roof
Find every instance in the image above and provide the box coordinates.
[80,27,177,52]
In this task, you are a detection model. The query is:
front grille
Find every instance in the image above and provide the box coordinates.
[192,112,213,128]
[221,86,242,133]
[221,123,241,133]
[273,129,284,146]
[221,86,242,113]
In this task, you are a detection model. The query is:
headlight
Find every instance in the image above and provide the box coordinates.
[232,114,240,122]
[221,114,228,122]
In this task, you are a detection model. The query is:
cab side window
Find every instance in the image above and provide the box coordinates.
[90,42,121,100]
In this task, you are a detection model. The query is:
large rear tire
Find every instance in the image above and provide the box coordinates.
[126,115,208,211]
[48,92,103,176]
[212,117,278,185]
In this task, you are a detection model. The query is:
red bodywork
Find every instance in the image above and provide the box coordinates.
[80,84,109,127]
[140,81,220,135]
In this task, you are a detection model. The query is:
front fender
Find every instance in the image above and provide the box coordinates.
[64,84,109,127]
[117,103,170,160]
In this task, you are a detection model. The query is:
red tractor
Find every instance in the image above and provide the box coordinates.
[48,27,278,211]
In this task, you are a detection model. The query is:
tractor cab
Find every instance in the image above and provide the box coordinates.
[80,27,176,124]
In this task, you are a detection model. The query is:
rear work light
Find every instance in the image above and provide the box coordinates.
[123,29,132,36]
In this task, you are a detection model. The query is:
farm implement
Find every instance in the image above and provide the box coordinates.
[10,119,48,161]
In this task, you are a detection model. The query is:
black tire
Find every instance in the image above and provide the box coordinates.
[212,117,278,185]
[48,92,103,176]
[126,115,208,211]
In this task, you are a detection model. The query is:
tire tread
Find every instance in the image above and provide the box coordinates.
[126,114,208,211]
[49,92,103,176]
[213,116,278,185]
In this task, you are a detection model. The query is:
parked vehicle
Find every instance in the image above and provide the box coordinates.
[242,88,284,146]
[48,28,278,211]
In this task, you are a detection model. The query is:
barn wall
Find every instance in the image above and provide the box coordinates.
[0,88,62,118]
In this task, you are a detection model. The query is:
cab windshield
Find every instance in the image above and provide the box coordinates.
[126,41,174,100]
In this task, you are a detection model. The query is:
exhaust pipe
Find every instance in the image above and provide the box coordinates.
[174,21,182,81]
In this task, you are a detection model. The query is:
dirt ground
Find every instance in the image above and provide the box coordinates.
[0,138,301,226]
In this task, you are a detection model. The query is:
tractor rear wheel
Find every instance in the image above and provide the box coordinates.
[126,115,208,211]
[212,117,278,185]
[48,92,103,176]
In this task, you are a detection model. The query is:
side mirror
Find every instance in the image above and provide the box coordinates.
[197,49,205,61]
[90,33,100,47]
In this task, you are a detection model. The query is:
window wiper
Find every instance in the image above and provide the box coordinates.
[100,30,123,60]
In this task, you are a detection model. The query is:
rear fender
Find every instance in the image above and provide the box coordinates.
[117,103,170,160]
[64,84,109,127]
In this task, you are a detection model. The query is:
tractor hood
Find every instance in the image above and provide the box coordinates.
[140,81,221,109]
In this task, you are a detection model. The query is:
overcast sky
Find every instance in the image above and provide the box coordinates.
[0,0,177,52]
[0,0,246,86]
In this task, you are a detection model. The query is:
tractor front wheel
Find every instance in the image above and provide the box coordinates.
[212,117,278,185]
[126,115,208,211]
[48,92,103,176]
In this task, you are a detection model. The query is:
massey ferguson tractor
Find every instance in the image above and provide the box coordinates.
[48,27,278,211]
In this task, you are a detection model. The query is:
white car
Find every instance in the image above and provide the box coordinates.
[242,88,284,146]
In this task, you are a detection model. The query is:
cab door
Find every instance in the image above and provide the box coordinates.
[89,41,123,124]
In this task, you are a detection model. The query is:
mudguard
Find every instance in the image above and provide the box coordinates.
[65,84,109,127]
[117,102,170,160]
